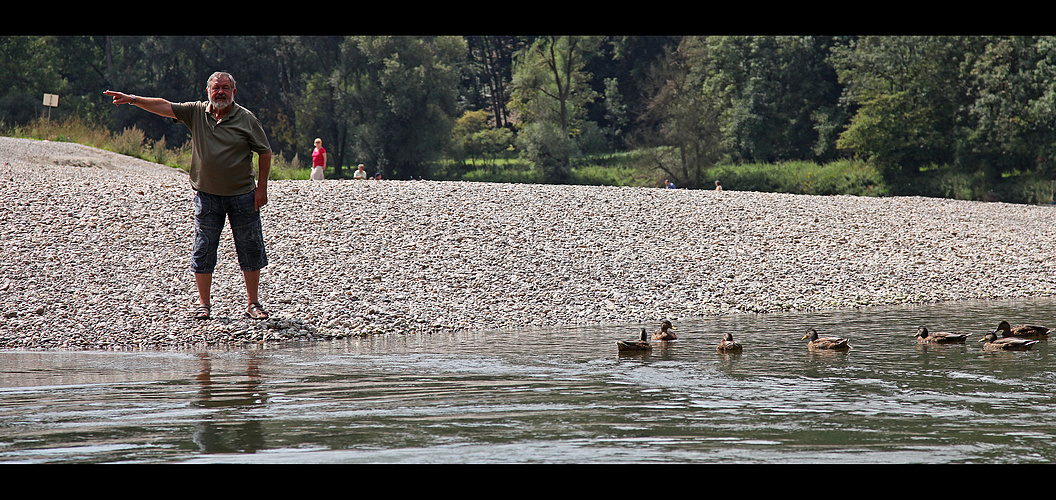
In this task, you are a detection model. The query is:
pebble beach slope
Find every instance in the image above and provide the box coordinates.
[2,136,1056,349]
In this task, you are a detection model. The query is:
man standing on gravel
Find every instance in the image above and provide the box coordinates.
[104,71,273,321]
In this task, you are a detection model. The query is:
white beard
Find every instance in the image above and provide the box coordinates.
[210,96,234,112]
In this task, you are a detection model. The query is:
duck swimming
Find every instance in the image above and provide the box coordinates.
[980,330,1039,351]
[652,320,677,341]
[914,326,970,344]
[994,320,1051,339]
[717,332,743,352]
[802,328,850,351]
[617,328,652,352]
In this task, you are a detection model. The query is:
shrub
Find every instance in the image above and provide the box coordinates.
[112,126,145,157]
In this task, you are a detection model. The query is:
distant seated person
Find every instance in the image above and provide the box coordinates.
[353,164,367,180]
[714,180,722,191]
[665,179,676,189]
[374,172,383,180]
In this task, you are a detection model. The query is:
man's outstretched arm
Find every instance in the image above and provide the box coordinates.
[104,90,176,119]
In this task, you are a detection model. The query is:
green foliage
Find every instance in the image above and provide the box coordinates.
[904,164,988,201]
[451,110,515,164]
[1006,174,1056,205]
[510,36,600,131]
[7,115,113,150]
[293,73,340,171]
[0,36,66,125]
[707,36,849,164]
[5,116,201,172]
[455,151,645,187]
[903,164,1055,204]
[454,109,490,136]
[8,35,1056,204]
[463,36,527,130]
[570,164,642,187]
[831,36,977,175]
[573,121,610,156]
[148,136,170,165]
[266,153,312,181]
[600,77,628,150]
[707,160,886,197]
[516,121,579,183]
[467,128,515,162]
[511,36,602,183]
[962,36,1056,178]
[633,38,725,189]
[112,126,144,156]
[331,36,466,180]
[6,115,1051,203]
[836,90,927,174]
[461,163,543,184]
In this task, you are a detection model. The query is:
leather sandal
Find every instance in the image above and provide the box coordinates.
[245,302,269,320]
[191,304,211,320]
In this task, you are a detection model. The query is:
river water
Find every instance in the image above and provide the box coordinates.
[2,297,1056,464]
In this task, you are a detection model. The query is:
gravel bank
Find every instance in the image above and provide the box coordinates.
[2,136,1055,350]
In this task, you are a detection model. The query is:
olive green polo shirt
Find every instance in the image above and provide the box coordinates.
[171,101,272,196]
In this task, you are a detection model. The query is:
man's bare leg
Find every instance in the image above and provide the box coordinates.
[193,272,212,319]
[244,269,259,304]
[244,270,268,319]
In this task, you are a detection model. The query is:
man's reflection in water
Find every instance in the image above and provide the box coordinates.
[191,351,266,453]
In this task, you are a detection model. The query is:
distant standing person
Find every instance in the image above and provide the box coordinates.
[353,164,367,180]
[104,71,273,321]
[311,138,326,180]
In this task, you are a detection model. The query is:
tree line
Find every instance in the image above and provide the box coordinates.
[2,35,1055,196]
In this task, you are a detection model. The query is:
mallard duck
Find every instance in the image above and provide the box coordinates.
[716,332,743,352]
[994,320,1052,339]
[652,320,677,341]
[915,326,970,344]
[980,330,1039,351]
[617,328,652,352]
[802,328,851,351]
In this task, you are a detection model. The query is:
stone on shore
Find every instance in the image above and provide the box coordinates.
[2,136,1055,350]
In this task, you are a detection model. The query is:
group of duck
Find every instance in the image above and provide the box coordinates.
[616,320,1053,353]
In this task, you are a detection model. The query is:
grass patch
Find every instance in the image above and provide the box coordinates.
[906,164,1056,204]
[4,116,308,180]
[2,115,192,170]
[706,159,887,197]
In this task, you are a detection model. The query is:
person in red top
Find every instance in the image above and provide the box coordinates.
[311,138,326,180]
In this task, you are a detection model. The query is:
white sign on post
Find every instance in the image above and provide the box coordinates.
[42,93,58,120]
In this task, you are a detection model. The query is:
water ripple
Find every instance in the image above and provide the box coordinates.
[2,296,1056,463]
